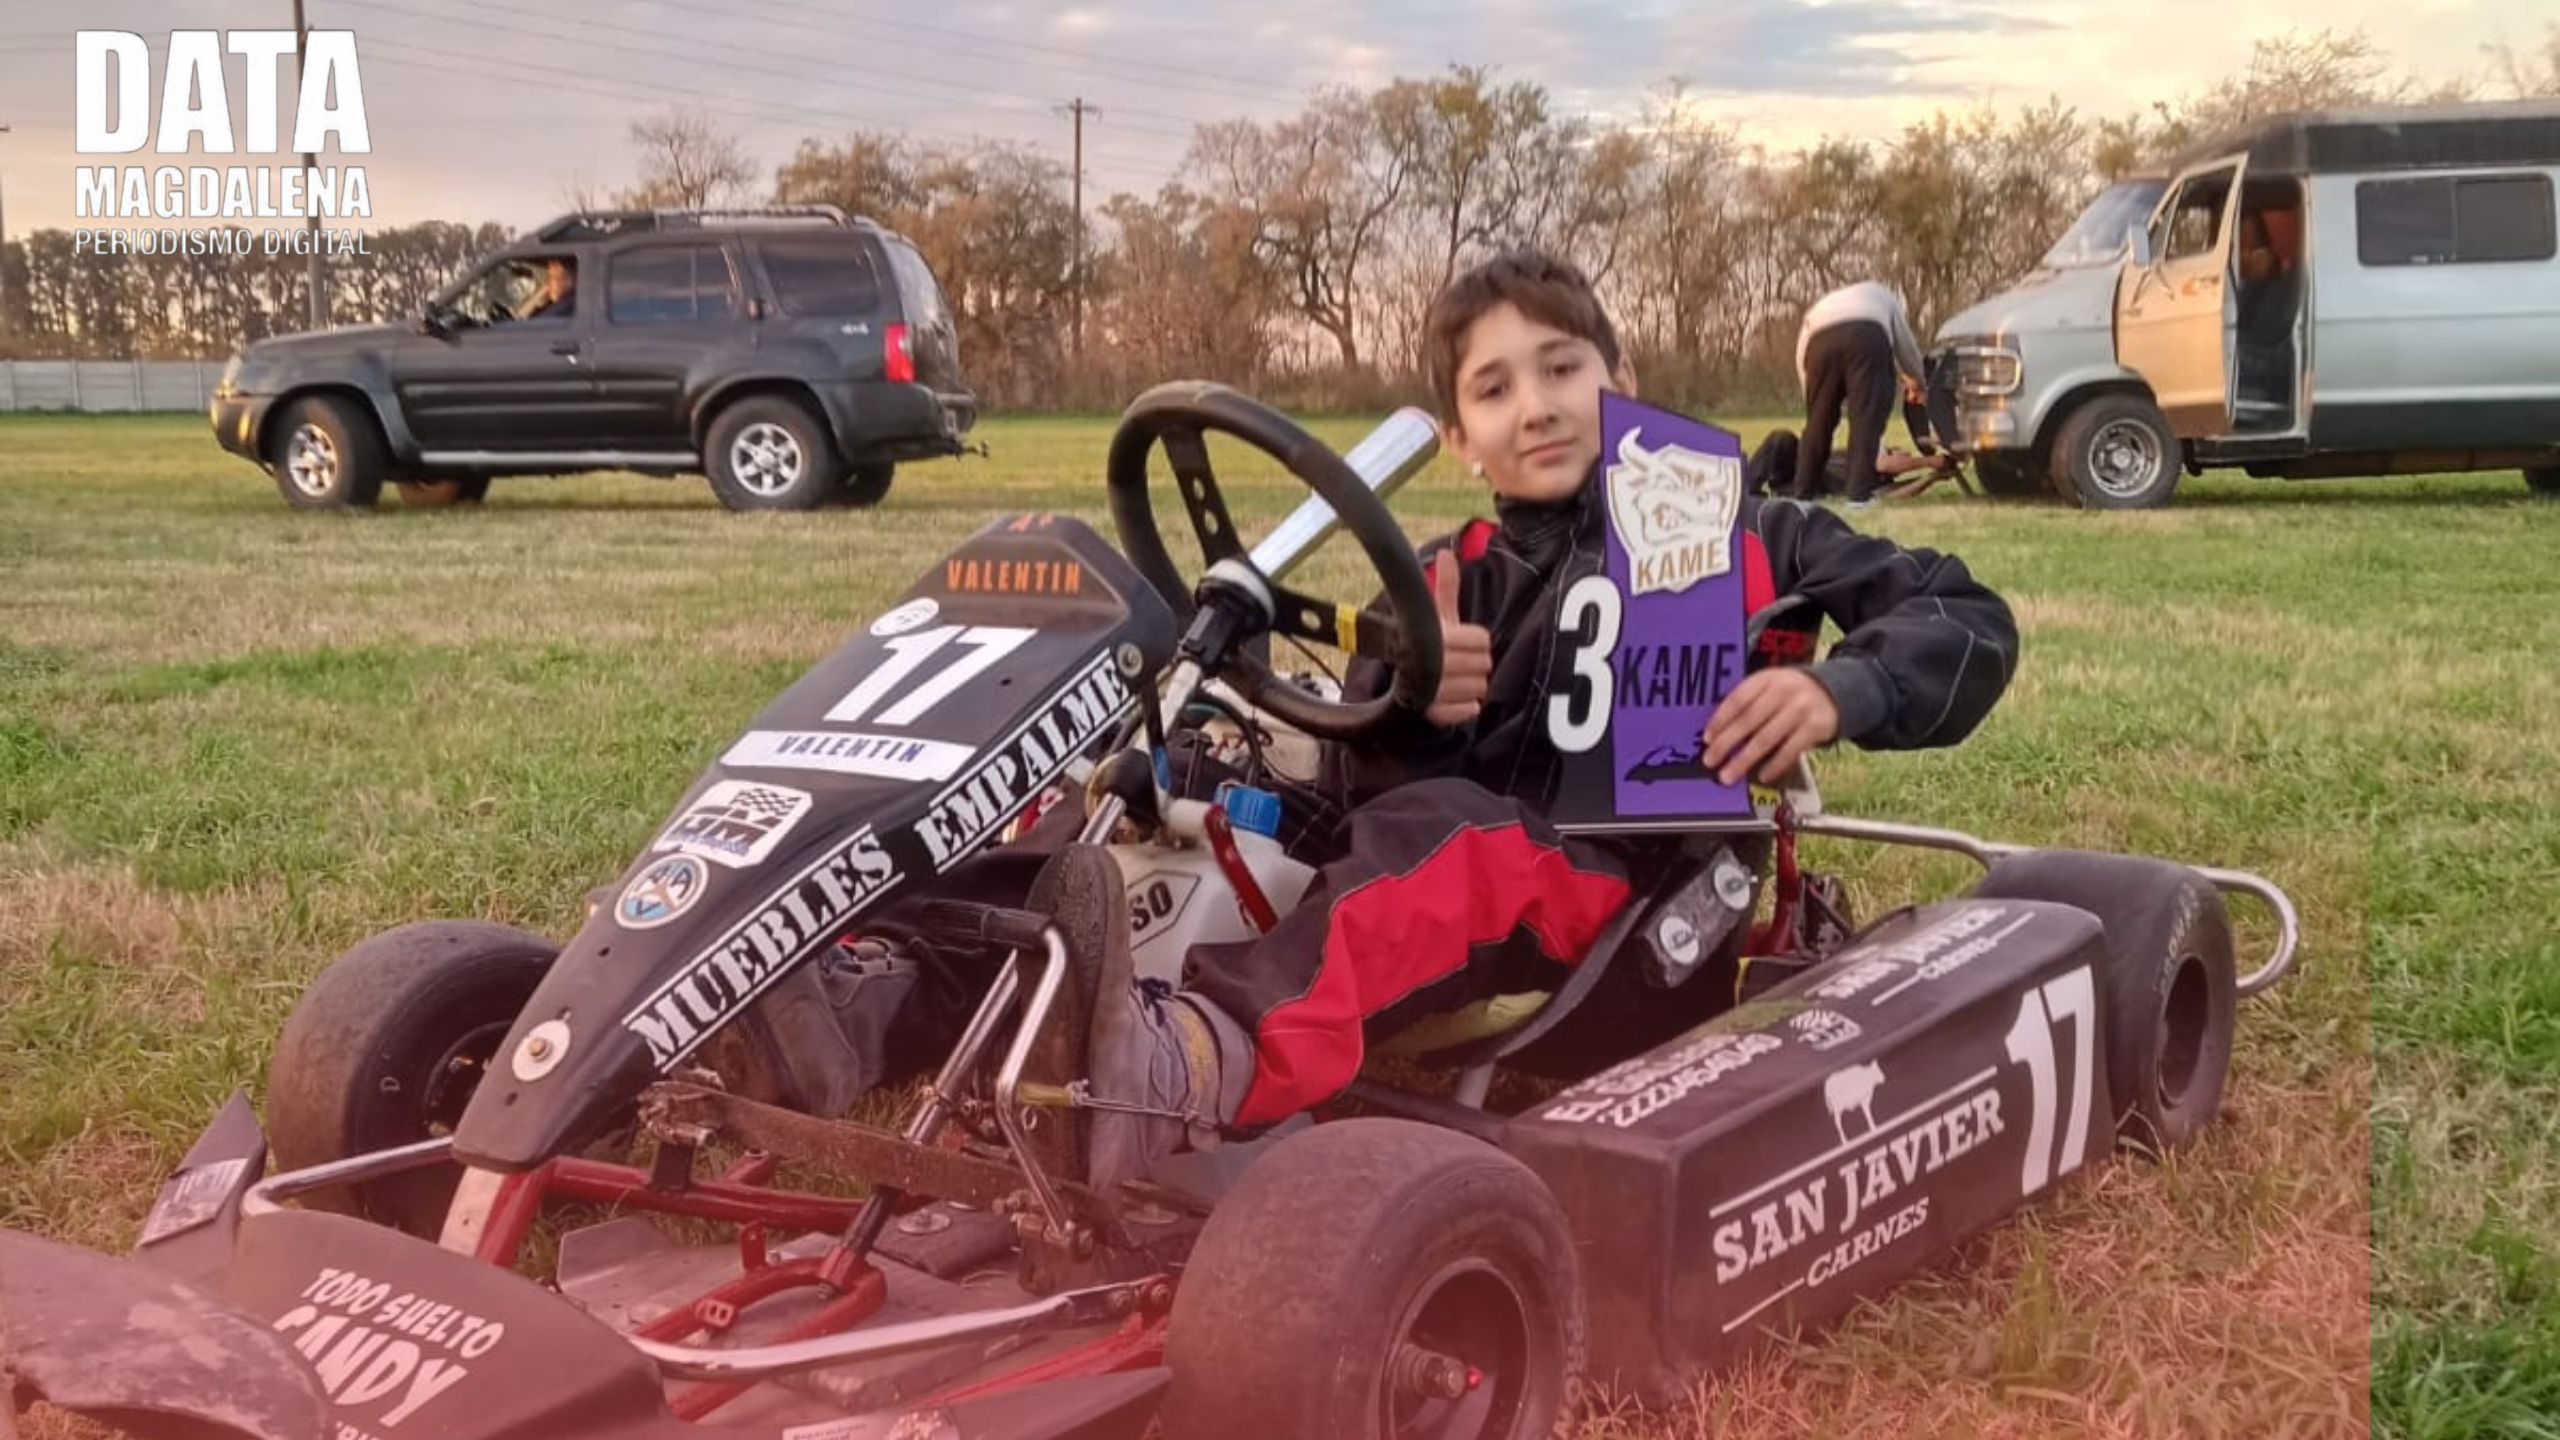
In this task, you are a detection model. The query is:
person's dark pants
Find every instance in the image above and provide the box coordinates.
[1186,778,1633,1126]
[1745,430,1800,498]
[1793,320,1899,502]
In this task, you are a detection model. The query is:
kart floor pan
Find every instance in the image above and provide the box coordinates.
[554,1212,1115,1420]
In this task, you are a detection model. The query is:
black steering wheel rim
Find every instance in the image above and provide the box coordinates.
[1106,381,1441,741]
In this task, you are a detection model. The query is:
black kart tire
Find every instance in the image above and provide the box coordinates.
[265,920,556,1236]
[396,475,491,507]
[2526,465,2560,498]
[833,461,895,508]
[1163,1119,1582,1440]
[268,395,386,510]
[706,396,839,512]
[1969,851,2236,1154]
[2051,394,2181,509]
[1971,452,2047,499]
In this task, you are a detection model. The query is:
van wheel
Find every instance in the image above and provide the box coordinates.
[833,462,895,508]
[706,397,839,512]
[2526,466,2560,498]
[2052,395,2180,509]
[269,396,385,510]
[1971,453,2048,499]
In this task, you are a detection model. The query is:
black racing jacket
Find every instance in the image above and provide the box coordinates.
[1326,478,2018,811]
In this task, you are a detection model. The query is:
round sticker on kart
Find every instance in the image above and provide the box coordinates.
[618,854,707,929]
[870,597,941,637]
[1546,391,1755,829]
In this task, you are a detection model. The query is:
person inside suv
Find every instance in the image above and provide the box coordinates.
[506,257,577,323]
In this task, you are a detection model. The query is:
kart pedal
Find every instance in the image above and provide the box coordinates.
[914,900,1052,953]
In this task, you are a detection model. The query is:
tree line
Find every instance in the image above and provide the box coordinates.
[4,28,2551,412]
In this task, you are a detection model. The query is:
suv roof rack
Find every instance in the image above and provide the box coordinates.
[533,205,872,242]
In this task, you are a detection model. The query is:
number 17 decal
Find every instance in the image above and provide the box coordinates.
[826,625,1033,727]
[2003,965,2097,1197]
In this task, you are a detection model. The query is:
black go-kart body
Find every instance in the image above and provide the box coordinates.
[0,386,2302,1440]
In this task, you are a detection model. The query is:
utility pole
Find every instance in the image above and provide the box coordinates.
[1059,98,1096,359]
[292,0,325,329]
[0,124,13,345]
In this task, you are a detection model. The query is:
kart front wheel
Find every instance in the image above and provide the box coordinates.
[1970,851,2236,1154]
[1162,1119,1583,1440]
[265,920,556,1237]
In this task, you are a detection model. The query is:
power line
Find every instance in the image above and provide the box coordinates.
[355,37,1177,187]
[340,0,1249,142]
[339,0,1214,148]
[648,0,1314,111]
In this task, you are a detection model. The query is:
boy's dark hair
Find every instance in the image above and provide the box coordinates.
[1421,250,1623,419]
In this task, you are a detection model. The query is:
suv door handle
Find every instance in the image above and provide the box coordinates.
[550,342,580,356]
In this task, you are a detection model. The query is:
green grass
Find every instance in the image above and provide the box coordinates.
[0,411,2551,1436]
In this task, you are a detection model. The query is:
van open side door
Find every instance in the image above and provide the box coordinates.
[2116,155,2246,435]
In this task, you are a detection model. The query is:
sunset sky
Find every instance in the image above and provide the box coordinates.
[0,0,2549,235]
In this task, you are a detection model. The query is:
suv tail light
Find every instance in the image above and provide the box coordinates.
[884,322,915,384]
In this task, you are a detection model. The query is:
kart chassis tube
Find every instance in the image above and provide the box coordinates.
[1791,812,2300,996]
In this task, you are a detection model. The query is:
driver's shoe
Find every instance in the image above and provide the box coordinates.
[1015,844,1123,1179]
[1085,979,1253,1191]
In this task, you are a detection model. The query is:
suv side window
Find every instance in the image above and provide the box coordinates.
[758,236,883,318]
[2357,173,2557,266]
[609,245,737,324]
[448,255,578,326]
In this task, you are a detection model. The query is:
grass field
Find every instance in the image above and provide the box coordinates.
[1,411,2552,1437]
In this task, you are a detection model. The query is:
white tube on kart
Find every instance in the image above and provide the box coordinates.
[437,1165,508,1255]
[1247,406,1440,582]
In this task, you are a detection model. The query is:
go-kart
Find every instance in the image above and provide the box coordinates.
[0,384,2301,1440]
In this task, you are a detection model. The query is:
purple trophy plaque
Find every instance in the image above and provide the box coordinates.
[1549,391,1752,829]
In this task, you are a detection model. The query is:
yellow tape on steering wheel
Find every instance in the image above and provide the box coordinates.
[1336,604,1360,653]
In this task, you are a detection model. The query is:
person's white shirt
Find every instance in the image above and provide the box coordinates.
[1796,282,1926,388]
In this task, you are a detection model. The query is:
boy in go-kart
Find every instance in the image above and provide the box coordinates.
[862,251,2018,1186]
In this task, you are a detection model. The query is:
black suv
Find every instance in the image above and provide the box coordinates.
[211,206,976,511]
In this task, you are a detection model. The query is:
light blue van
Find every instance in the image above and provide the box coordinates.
[1931,100,2560,507]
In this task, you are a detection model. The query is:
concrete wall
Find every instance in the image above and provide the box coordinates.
[0,360,219,413]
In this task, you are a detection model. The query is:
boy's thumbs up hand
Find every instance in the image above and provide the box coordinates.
[1424,557,1493,728]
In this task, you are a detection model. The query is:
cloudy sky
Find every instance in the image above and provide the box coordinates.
[0,0,2548,235]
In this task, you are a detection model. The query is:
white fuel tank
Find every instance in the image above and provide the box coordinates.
[1109,804,1314,985]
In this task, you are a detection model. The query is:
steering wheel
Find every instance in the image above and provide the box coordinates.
[1106,382,1441,742]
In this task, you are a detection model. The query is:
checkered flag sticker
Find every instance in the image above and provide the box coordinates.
[722,786,802,820]
[656,780,816,868]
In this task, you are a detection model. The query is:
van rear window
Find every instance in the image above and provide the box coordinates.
[2356,173,2556,266]
[759,237,883,317]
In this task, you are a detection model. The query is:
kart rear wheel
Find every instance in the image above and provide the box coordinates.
[265,920,556,1237]
[1162,1119,1582,1440]
[1969,851,2235,1154]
